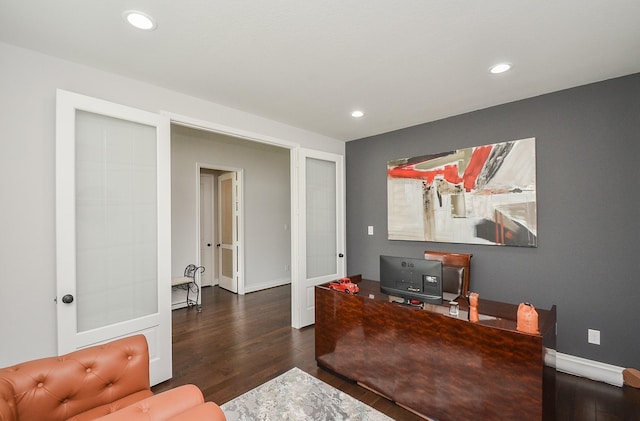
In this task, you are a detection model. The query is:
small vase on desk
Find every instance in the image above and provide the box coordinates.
[469,292,479,323]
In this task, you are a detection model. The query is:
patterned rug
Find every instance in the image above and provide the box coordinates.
[220,367,393,421]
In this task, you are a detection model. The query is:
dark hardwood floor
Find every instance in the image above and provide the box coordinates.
[153,285,640,420]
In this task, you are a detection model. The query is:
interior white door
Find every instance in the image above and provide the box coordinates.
[217,172,238,293]
[55,89,172,385]
[199,173,214,287]
[292,148,345,328]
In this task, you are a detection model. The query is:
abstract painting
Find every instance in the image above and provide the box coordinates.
[387,137,537,247]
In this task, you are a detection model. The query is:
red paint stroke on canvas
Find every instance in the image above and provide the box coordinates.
[461,145,492,191]
[388,145,493,192]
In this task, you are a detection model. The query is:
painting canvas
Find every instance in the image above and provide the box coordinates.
[387,137,537,247]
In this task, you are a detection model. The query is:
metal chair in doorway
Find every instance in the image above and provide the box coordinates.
[171,264,205,312]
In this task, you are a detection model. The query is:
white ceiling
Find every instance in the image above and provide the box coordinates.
[1,1,639,141]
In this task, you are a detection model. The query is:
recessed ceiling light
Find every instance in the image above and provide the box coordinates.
[351,110,364,118]
[124,10,156,30]
[489,63,512,74]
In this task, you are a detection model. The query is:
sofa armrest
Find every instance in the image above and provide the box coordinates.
[0,379,17,421]
[95,385,225,421]
[166,402,226,421]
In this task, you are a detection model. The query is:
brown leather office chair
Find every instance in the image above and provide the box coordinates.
[424,250,473,298]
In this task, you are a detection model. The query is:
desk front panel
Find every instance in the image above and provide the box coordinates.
[315,280,554,421]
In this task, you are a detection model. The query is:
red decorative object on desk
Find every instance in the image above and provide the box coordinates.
[469,291,479,322]
[517,302,540,334]
[328,277,360,294]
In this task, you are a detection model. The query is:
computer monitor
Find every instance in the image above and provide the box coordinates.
[380,255,443,305]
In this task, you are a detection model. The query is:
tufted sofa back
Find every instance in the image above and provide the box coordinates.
[0,335,151,421]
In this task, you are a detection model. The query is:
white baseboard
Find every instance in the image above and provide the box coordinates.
[547,349,625,386]
[244,278,291,294]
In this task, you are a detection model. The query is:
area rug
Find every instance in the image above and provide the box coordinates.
[220,367,393,421]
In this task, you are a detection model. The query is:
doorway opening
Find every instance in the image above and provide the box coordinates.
[170,122,292,307]
[198,167,242,294]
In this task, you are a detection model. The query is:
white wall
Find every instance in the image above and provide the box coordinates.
[0,42,344,367]
[171,125,291,292]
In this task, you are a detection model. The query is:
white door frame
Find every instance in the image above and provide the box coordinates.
[196,162,245,295]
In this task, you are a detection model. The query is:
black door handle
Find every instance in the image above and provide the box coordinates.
[338,253,344,258]
[207,243,212,247]
[62,294,74,304]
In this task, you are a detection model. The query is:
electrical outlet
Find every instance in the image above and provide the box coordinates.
[368,226,374,235]
[588,329,600,345]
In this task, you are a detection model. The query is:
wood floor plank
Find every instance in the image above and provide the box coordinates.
[153,285,640,421]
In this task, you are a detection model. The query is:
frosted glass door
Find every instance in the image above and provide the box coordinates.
[75,111,158,331]
[56,89,171,385]
[305,158,337,278]
[217,172,238,293]
[292,149,344,328]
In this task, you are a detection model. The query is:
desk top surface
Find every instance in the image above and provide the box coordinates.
[317,277,556,338]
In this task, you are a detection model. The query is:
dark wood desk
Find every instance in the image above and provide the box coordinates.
[315,279,556,420]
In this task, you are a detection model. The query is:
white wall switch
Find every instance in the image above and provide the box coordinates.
[368,225,374,235]
[588,329,600,345]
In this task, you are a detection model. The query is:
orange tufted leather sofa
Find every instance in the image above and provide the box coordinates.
[0,335,226,421]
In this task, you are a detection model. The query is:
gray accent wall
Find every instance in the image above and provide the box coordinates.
[345,73,640,368]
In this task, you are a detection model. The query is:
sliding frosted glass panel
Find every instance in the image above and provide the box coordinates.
[306,157,337,278]
[75,110,158,332]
